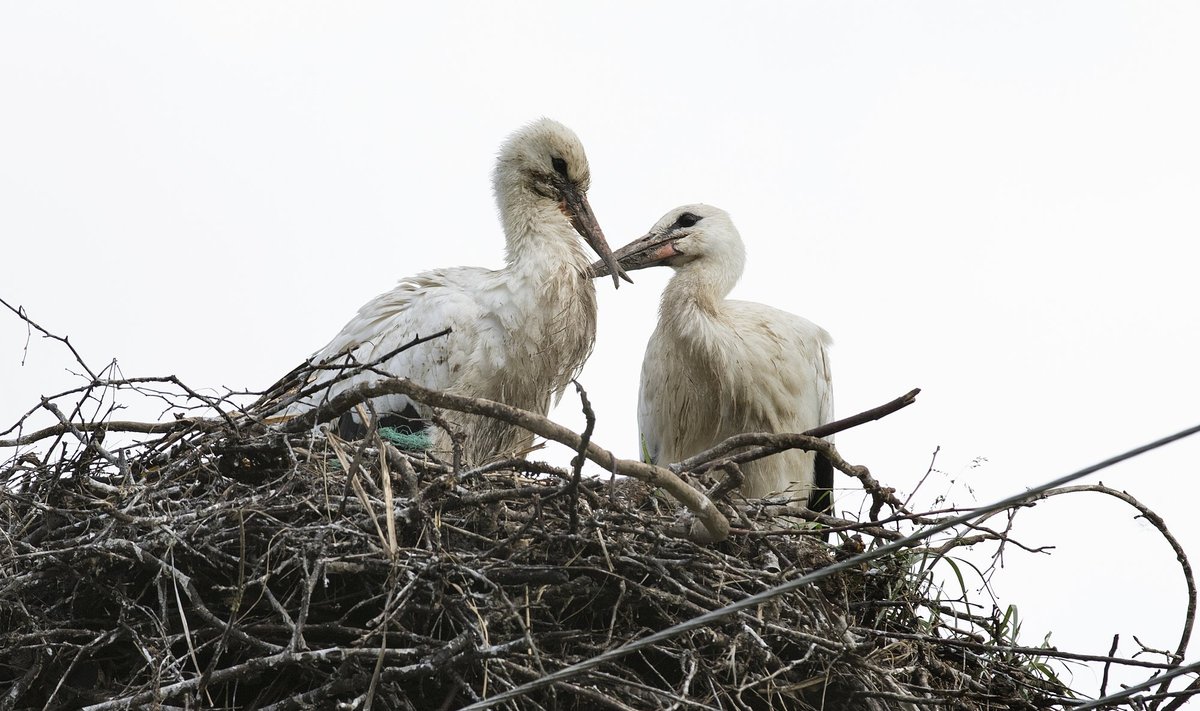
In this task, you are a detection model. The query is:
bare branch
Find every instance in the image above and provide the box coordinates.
[277,377,732,543]
[1,296,97,380]
[0,416,205,448]
[1033,483,1196,704]
[566,380,595,535]
[672,387,920,471]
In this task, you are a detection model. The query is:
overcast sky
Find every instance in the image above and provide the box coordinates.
[3,2,1199,699]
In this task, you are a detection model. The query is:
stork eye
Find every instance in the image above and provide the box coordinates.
[674,212,702,229]
[551,157,569,177]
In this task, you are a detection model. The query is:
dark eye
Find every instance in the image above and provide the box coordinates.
[551,157,569,177]
[674,212,701,229]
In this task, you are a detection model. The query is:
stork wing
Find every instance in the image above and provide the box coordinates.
[288,267,493,421]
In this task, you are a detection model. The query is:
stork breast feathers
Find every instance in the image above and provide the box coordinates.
[624,205,834,502]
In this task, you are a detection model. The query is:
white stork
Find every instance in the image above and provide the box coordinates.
[593,204,834,513]
[285,119,630,464]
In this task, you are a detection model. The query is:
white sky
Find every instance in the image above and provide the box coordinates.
[3,2,1199,699]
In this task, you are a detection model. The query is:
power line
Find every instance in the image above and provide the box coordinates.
[1069,658,1200,710]
[458,421,1200,711]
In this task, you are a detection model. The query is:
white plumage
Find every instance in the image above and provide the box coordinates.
[594,204,834,509]
[284,119,629,464]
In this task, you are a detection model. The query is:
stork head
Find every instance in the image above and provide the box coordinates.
[590,204,745,279]
[494,119,630,288]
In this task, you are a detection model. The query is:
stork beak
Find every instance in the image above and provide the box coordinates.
[562,186,631,288]
[589,231,681,278]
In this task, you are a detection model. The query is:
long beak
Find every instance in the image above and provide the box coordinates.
[589,231,681,278]
[562,185,631,288]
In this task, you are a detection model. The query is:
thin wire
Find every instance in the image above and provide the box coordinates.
[457,421,1200,711]
[1069,658,1200,710]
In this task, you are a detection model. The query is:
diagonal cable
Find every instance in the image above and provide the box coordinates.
[1069,657,1200,710]
[459,421,1200,711]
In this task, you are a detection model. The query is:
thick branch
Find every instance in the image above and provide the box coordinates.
[672,388,920,472]
[663,389,920,520]
[278,378,731,543]
[0,418,203,448]
[682,432,904,521]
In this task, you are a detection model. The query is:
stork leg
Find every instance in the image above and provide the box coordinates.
[809,452,835,541]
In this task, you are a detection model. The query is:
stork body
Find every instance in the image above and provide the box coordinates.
[596,205,834,509]
[286,119,628,464]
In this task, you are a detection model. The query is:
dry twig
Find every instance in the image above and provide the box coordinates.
[3,305,1196,710]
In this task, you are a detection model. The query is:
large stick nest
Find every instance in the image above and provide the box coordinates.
[1,405,1074,711]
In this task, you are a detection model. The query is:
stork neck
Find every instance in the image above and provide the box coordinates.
[665,257,739,310]
[658,261,739,341]
[499,198,593,284]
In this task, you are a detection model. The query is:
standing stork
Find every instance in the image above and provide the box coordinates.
[593,204,834,513]
[284,119,630,464]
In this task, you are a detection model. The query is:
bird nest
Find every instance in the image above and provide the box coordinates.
[0,387,1086,711]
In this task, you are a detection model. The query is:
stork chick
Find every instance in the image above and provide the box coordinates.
[285,119,630,464]
[593,204,834,513]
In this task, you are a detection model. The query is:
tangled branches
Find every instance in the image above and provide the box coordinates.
[2,302,1198,710]
[1,415,1074,710]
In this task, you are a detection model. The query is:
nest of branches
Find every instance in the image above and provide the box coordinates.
[0,377,1084,711]
[17,308,1199,710]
